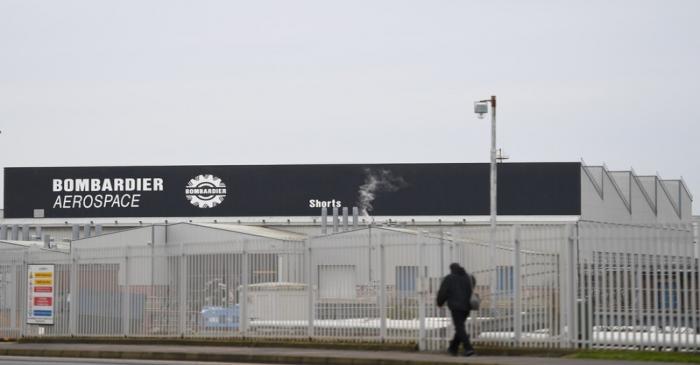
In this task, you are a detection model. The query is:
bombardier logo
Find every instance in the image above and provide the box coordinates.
[185,175,227,208]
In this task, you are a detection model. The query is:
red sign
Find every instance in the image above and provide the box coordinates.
[33,297,52,306]
[34,286,52,293]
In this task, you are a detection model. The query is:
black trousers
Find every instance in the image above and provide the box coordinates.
[449,309,473,352]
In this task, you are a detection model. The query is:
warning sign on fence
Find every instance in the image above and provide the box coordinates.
[27,264,54,325]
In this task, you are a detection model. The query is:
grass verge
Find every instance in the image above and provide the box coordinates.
[18,336,417,352]
[568,350,700,363]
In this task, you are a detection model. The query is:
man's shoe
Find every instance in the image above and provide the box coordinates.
[463,350,475,357]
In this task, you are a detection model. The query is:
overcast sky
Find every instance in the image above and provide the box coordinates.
[1,0,698,214]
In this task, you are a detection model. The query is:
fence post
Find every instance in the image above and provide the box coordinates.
[448,240,455,266]
[69,249,78,337]
[694,223,699,261]
[122,247,130,337]
[178,243,187,337]
[512,225,522,346]
[19,251,27,338]
[9,255,17,334]
[305,239,314,338]
[417,232,426,351]
[240,240,249,335]
[565,223,577,348]
[692,222,699,348]
[379,236,387,341]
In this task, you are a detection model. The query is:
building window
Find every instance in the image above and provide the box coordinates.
[496,265,514,293]
[396,266,418,294]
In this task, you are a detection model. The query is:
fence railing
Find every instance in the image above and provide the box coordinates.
[576,221,699,350]
[0,222,698,352]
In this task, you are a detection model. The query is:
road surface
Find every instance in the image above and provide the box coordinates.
[0,357,281,365]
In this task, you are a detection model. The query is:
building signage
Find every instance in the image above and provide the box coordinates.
[185,174,227,208]
[3,163,581,218]
[27,264,54,325]
[51,177,163,209]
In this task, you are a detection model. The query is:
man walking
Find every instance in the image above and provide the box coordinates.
[437,263,475,357]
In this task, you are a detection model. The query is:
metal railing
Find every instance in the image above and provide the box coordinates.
[0,222,698,352]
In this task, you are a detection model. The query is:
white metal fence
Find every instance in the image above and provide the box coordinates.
[576,222,699,350]
[0,222,698,352]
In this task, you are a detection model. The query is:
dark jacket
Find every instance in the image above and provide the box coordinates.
[436,264,473,312]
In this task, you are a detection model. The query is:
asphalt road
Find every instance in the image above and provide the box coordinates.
[0,357,281,365]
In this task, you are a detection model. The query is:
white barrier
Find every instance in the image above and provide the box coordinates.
[0,222,697,353]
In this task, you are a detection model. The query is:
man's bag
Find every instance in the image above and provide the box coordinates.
[470,292,481,311]
[469,273,480,311]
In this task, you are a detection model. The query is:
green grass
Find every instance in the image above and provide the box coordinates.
[18,336,418,352]
[16,337,700,363]
[568,350,700,363]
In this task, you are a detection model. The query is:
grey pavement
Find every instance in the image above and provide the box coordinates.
[0,357,272,365]
[0,342,677,365]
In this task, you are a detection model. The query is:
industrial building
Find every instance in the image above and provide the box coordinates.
[0,161,694,246]
[0,161,698,350]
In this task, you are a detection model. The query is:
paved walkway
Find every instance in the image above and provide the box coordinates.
[0,342,675,365]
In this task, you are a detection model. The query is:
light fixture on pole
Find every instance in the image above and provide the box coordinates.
[474,95,497,307]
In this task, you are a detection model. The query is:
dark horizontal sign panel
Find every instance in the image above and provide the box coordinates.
[3,163,581,218]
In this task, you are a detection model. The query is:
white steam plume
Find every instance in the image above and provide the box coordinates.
[357,168,407,217]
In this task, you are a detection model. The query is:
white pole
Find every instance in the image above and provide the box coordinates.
[178,242,187,337]
[306,240,314,338]
[241,240,249,334]
[379,236,387,341]
[512,225,522,345]
[489,96,498,311]
[417,232,426,351]
[694,222,699,261]
[566,223,577,347]
[69,250,78,336]
[9,254,18,333]
[122,247,130,337]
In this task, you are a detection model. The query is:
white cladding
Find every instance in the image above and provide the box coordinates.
[70,223,306,287]
[247,283,309,321]
[581,165,693,224]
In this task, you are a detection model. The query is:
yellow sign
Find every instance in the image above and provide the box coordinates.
[34,279,52,285]
[34,272,53,278]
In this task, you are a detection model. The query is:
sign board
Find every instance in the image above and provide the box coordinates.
[3,163,582,218]
[27,264,54,325]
